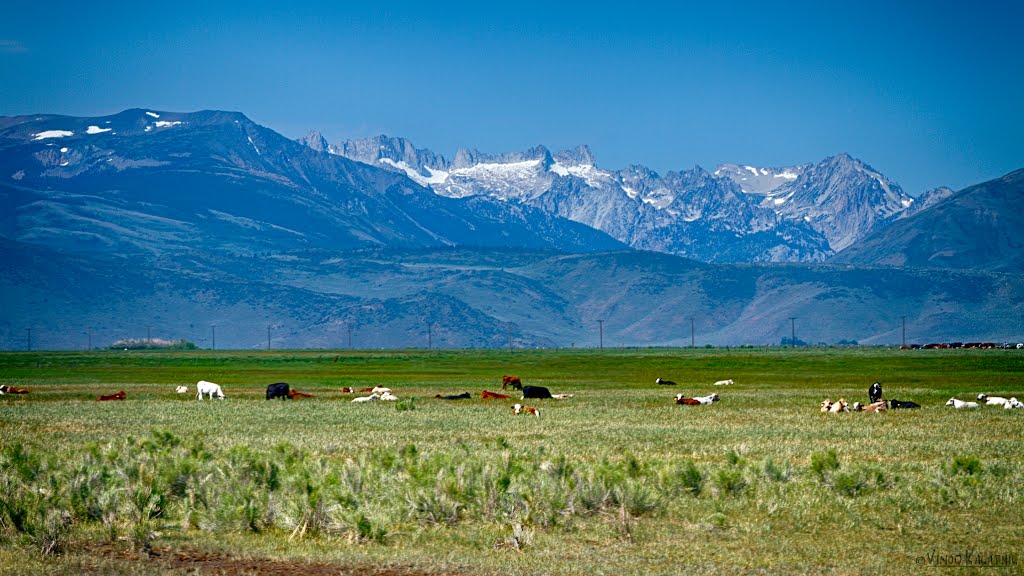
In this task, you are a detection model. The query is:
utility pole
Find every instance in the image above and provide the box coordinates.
[267,325,272,350]
[427,324,432,350]
[598,319,604,350]
[690,317,695,348]
[901,316,907,347]
[211,325,216,350]
[789,317,797,348]
[146,325,152,343]
[347,324,353,349]
[25,327,31,352]
[87,329,92,351]
[507,324,513,353]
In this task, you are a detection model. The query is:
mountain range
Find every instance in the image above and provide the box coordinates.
[1,109,1021,349]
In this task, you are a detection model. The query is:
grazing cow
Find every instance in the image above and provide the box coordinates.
[512,403,540,417]
[435,392,472,400]
[656,378,677,386]
[1004,397,1023,409]
[97,391,126,401]
[889,399,921,409]
[945,398,978,409]
[0,385,30,394]
[481,390,511,400]
[521,386,553,400]
[352,393,380,403]
[713,379,734,386]
[175,385,188,394]
[869,382,883,403]
[266,382,291,400]
[196,380,225,400]
[288,390,314,399]
[977,394,1010,407]
[502,376,523,390]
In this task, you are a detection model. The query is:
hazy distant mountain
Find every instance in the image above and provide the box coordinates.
[326,136,930,261]
[0,109,623,257]
[833,169,1024,272]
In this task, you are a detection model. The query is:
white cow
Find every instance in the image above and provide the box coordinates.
[977,394,1010,407]
[1004,397,1024,410]
[196,380,225,400]
[945,397,978,409]
[379,391,399,401]
[352,393,381,403]
[175,385,188,394]
[371,386,392,394]
[713,379,734,386]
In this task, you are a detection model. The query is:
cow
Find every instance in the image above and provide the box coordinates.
[512,403,540,417]
[97,391,126,401]
[288,389,314,399]
[266,382,291,400]
[175,385,188,394]
[676,393,719,406]
[0,385,29,394]
[889,399,921,409]
[358,387,375,393]
[551,393,575,400]
[945,398,978,409]
[820,399,833,413]
[869,382,883,404]
[852,401,886,412]
[822,398,849,413]
[713,379,734,386]
[481,390,511,400]
[521,386,553,400]
[196,380,225,400]
[502,376,523,390]
[1004,397,1023,409]
[352,393,380,403]
[655,378,677,386]
[379,391,398,401]
[340,387,355,393]
[435,392,472,400]
[977,394,1010,407]
[371,386,392,395]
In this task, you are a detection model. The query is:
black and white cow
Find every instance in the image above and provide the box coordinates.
[889,399,921,409]
[266,382,290,400]
[869,382,883,404]
[655,378,677,386]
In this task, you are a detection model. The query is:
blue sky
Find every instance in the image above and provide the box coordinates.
[1,0,1021,194]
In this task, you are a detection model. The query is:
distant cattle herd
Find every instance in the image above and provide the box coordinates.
[3,371,1022,415]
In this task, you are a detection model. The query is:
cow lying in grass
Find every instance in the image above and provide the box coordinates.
[512,403,540,417]
[820,399,849,413]
[175,385,188,394]
[97,391,126,401]
[977,394,1010,407]
[656,378,677,386]
[378,391,398,401]
[676,393,719,406]
[889,399,921,409]
[852,401,887,412]
[1005,397,1023,409]
[196,380,225,400]
[352,393,380,403]
[435,392,471,400]
[0,385,30,394]
[945,398,978,409]
[481,390,511,399]
[713,379,734,386]
[288,390,314,399]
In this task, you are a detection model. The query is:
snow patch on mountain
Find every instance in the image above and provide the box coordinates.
[33,130,74,140]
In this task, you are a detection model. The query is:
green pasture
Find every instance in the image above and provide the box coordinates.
[0,348,1022,575]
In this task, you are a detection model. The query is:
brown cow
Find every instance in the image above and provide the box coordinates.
[481,390,511,399]
[0,385,30,394]
[97,391,126,401]
[288,390,314,399]
[512,403,540,417]
[501,376,523,390]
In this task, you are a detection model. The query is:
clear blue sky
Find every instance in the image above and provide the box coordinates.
[2,0,1021,194]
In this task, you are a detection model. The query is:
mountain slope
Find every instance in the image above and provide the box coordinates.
[832,169,1024,272]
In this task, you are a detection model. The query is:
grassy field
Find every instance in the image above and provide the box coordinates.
[1,347,1022,575]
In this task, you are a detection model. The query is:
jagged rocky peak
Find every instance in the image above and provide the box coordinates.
[333,134,449,172]
[298,130,329,153]
[899,186,954,218]
[554,144,595,166]
[452,144,553,169]
[713,162,807,195]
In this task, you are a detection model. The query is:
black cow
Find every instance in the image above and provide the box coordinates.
[521,386,553,399]
[869,382,883,404]
[655,378,677,386]
[434,392,472,400]
[889,399,921,409]
[266,382,290,400]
